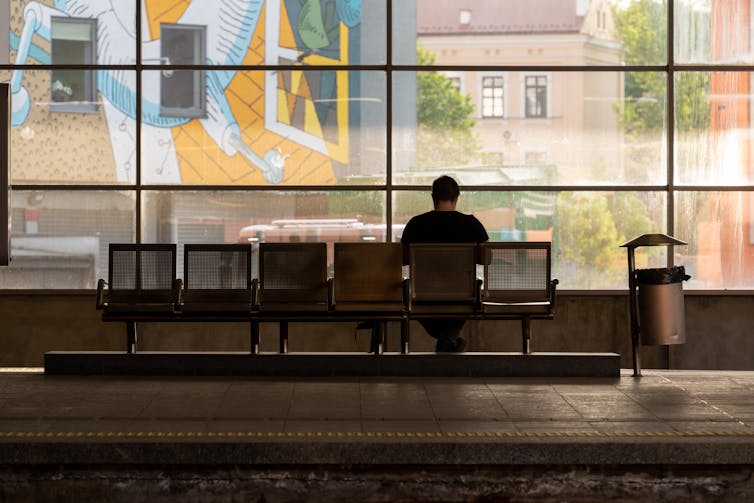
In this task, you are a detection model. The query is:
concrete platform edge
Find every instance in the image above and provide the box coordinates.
[43,352,621,378]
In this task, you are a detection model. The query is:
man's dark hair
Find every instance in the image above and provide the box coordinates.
[431,176,461,205]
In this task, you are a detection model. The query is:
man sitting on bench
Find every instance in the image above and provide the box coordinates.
[401,176,489,352]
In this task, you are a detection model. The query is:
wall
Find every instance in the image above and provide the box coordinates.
[0,292,752,370]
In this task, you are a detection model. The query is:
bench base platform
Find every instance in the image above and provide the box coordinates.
[44,351,620,378]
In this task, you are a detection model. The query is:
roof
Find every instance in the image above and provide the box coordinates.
[417,0,587,35]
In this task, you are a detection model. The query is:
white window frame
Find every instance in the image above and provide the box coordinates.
[477,72,507,119]
[521,72,550,119]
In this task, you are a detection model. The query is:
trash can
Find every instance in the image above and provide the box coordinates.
[636,266,690,345]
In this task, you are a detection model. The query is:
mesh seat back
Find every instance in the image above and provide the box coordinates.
[183,244,252,305]
[108,244,176,304]
[334,242,403,305]
[410,243,477,303]
[482,242,551,303]
[259,243,328,305]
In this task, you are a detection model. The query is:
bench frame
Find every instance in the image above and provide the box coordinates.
[97,242,557,355]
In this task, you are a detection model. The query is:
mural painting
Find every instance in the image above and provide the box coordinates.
[8,0,360,185]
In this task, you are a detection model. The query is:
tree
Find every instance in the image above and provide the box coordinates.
[415,46,479,167]
[557,193,625,288]
[612,0,710,135]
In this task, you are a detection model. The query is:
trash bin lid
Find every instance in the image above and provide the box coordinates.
[636,266,690,284]
[620,234,687,247]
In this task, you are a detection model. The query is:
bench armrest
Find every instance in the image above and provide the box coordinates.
[327,277,334,310]
[96,278,107,310]
[251,278,259,310]
[549,278,559,308]
[172,278,183,310]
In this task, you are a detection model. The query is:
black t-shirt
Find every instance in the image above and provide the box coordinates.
[400,210,489,244]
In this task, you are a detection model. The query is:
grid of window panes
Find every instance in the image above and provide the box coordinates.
[2,0,753,290]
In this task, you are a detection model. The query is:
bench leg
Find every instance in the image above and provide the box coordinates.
[401,317,409,354]
[250,321,260,355]
[126,321,137,354]
[280,322,289,354]
[376,322,387,355]
[522,317,532,354]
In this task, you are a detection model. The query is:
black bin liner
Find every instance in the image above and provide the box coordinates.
[636,266,691,285]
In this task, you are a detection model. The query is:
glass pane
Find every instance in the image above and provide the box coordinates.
[7,1,136,65]
[0,190,135,289]
[392,71,666,186]
[394,190,666,289]
[394,0,665,66]
[675,72,754,185]
[6,69,136,184]
[675,191,754,289]
[141,70,386,185]
[675,0,752,64]
[140,0,385,65]
[143,190,387,276]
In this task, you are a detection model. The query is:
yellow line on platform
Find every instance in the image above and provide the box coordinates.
[0,430,752,439]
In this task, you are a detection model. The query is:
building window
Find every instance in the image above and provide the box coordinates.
[481,76,504,118]
[524,75,548,118]
[50,17,97,113]
[160,24,206,118]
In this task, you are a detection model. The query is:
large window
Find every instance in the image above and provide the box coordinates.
[2,0,754,290]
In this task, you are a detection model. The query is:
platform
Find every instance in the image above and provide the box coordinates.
[1,369,753,501]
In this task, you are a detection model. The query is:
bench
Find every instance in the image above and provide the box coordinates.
[96,241,557,354]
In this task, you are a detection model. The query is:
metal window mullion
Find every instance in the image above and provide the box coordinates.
[667,0,675,268]
[385,0,393,242]
[135,0,142,244]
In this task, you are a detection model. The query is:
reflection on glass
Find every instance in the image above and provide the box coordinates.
[394,190,666,289]
[675,191,754,289]
[675,0,752,64]
[5,69,136,184]
[142,190,384,260]
[675,72,754,185]
[394,0,662,66]
[393,71,666,186]
[1,191,135,289]
[141,70,386,186]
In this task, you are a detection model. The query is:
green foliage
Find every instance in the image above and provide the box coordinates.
[612,0,709,134]
[557,193,624,287]
[328,191,383,218]
[607,192,655,242]
[415,46,480,167]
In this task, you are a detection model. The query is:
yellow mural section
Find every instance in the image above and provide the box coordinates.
[144,0,338,185]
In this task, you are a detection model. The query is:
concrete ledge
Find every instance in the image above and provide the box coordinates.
[44,351,620,377]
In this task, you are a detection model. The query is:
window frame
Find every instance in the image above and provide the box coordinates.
[522,73,549,119]
[479,73,506,119]
[49,16,98,114]
[159,23,207,119]
[4,1,754,292]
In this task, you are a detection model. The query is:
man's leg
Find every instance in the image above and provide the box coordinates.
[420,319,466,352]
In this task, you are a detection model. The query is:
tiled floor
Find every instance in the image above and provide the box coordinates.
[0,369,752,437]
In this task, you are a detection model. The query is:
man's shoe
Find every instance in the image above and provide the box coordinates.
[435,339,455,352]
[453,337,467,353]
